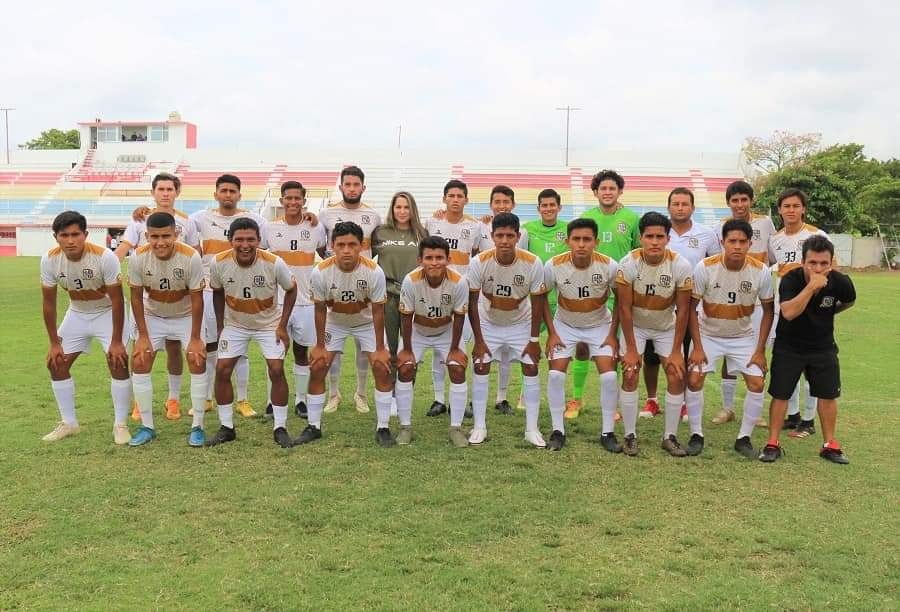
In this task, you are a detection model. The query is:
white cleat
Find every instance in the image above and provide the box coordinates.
[468,428,488,445]
[113,423,132,445]
[524,430,547,448]
[354,392,370,414]
[42,422,81,442]
[323,392,342,414]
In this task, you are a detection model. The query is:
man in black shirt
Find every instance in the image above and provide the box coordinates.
[760,235,856,464]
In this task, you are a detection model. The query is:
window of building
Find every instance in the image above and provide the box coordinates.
[97,126,119,142]
[148,125,169,142]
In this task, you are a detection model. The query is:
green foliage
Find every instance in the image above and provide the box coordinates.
[24,128,80,150]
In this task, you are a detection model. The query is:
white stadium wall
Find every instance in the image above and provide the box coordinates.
[17,225,110,256]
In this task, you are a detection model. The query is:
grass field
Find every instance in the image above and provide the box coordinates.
[1,256,898,610]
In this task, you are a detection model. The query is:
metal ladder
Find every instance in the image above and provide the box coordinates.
[876,224,899,269]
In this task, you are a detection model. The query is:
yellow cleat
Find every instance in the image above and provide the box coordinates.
[712,409,735,425]
[564,399,582,419]
[236,399,257,418]
[165,399,181,420]
[113,423,132,445]
[43,422,81,442]
[614,410,622,423]
[130,401,141,422]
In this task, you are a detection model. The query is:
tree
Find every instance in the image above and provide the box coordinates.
[24,129,80,150]
[742,130,822,175]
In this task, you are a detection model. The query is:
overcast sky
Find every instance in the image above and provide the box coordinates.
[3,0,897,159]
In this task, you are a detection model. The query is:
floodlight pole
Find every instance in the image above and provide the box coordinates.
[1,108,14,165]
[555,105,581,167]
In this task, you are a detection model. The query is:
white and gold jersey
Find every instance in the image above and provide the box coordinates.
[189,208,268,287]
[769,224,828,277]
[209,249,295,331]
[120,208,198,251]
[40,242,121,314]
[309,256,387,328]
[318,202,382,257]
[544,252,617,328]
[616,249,693,331]
[262,219,327,306]
[467,249,547,327]
[127,243,204,319]
[425,215,482,273]
[692,255,774,338]
[399,267,468,337]
[721,213,776,264]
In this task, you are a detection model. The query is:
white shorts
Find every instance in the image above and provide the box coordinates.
[137,314,192,352]
[324,321,377,354]
[409,328,454,366]
[59,309,113,355]
[620,326,674,358]
[477,320,534,365]
[288,304,315,347]
[697,334,763,377]
[202,291,218,344]
[549,318,615,360]
[218,326,286,360]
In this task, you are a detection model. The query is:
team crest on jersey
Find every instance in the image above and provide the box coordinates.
[253,275,265,287]
[275,232,283,238]
[740,281,753,293]
[513,274,525,286]
[658,274,672,288]
[461,229,470,239]
[82,268,94,279]
[173,268,184,280]
[301,230,310,239]
[617,222,627,234]
[441,293,451,305]
[753,229,760,240]
[219,339,228,351]
[556,232,566,241]
[592,273,603,285]
[324,331,332,343]
[357,279,368,290]
[688,238,699,248]
[821,296,835,308]
[361,215,371,224]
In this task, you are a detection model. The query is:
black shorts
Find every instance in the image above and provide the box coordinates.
[643,336,690,367]
[768,347,841,400]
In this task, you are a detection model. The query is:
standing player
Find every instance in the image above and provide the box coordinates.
[298,222,393,446]
[543,218,619,450]
[40,211,132,443]
[467,213,549,447]
[262,181,327,418]
[760,235,855,464]
[316,166,383,415]
[127,212,207,446]
[686,220,774,458]
[207,218,297,447]
[396,236,470,446]
[615,212,693,456]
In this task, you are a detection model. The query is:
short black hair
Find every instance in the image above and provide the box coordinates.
[216,174,241,190]
[489,185,515,203]
[147,211,176,230]
[802,234,834,260]
[667,187,694,206]
[340,165,365,183]
[777,187,808,209]
[443,179,468,197]
[152,172,181,191]
[52,210,87,234]
[228,217,260,239]
[418,235,450,257]
[538,188,561,205]
[590,169,625,191]
[491,212,520,233]
[725,180,754,202]
[281,180,306,197]
[567,217,597,238]
[639,211,671,235]
[721,219,753,241]
[332,221,363,244]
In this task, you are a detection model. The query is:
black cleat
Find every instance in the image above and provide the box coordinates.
[375,427,396,447]
[686,433,705,456]
[495,400,513,415]
[426,401,448,417]
[273,427,294,448]
[294,424,322,445]
[465,401,473,419]
[295,401,308,419]
[734,436,756,459]
[264,403,273,419]
[206,425,236,447]
[759,443,784,462]
[790,419,815,438]
[599,432,623,453]
[820,446,849,465]
[783,413,801,430]
[546,430,566,451]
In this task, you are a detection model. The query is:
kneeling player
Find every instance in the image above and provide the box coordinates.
[543,218,619,450]
[396,236,470,446]
[207,218,297,447]
[128,212,208,446]
[686,220,774,458]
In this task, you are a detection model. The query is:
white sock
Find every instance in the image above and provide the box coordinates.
[803,380,817,421]
[132,373,155,429]
[355,351,369,397]
[449,382,467,428]
[235,357,249,401]
[205,351,217,400]
[218,403,234,429]
[619,388,638,436]
[375,389,392,429]
[496,358,510,402]
[472,373,489,430]
[395,380,413,426]
[167,374,182,401]
[787,383,800,416]
[307,392,325,428]
[51,378,77,425]
[294,364,310,404]
[685,389,704,436]
[272,405,288,430]
[190,373,207,428]
[599,371,618,434]
[547,370,566,434]
[329,354,341,396]
[523,374,540,432]
[721,378,737,410]
[111,378,132,426]
[664,391,682,438]
[432,357,446,403]
[739,390,764,438]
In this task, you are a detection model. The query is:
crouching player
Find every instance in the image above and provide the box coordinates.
[207,218,297,447]
[686,219,774,458]
[396,236,470,446]
[128,212,207,446]
[40,211,132,443]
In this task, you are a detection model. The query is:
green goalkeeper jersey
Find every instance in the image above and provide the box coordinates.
[581,205,641,308]
[523,219,569,312]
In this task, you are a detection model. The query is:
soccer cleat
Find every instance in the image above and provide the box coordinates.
[448,426,469,448]
[622,433,639,456]
[294,424,322,445]
[165,399,181,420]
[680,403,688,423]
[375,427,396,447]
[546,430,566,451]
[354,392,370,414]
[783,412,801,430]
[686,433,705,456]
[295,401,308,419]
[734,436,756,459]
[42,422,80,442]
[661,435,687,457]
[426,401,448,417]
[264,403,273,419]
[820,441,849,464]
[516,397,526,412]
[236,400,256,418]
[128,426,157,447]
[615,410,622,423]
[759,443,784,462]
[754,416,768,428]
[324,392,342,414]
[639,398,660,418]
[789,419,816,438]
[599,432,623,454]
[494,400,513,415]
[523,430,546,448]
[468,428,488,445]
[564,399,582,419]
[113,423,132,445]
[206,425,236,447]
[273,427,294,448]
[396,425,413,445]
[130,401,141,422]
[188,400,214,417]
[188,426,206,447]
[712,409,735,425]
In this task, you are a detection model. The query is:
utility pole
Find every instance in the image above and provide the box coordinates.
[1,108,14,165]
[555,105,581,166]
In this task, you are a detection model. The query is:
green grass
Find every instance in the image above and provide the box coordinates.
[1,256,898,610]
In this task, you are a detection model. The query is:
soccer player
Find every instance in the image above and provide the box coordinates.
[206,218,297,447]
[615,212,693,456]
[40,211,132,443]
[686,219,774,458]
[759,235,855,464]
[467,213,549,447]
[316,166,383,415]
[262,181,327,418]
[298,222,393,447]
[189,174,266,417]
[127,212,207,446]
[396,236,470,446]
[543,218,619,450]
